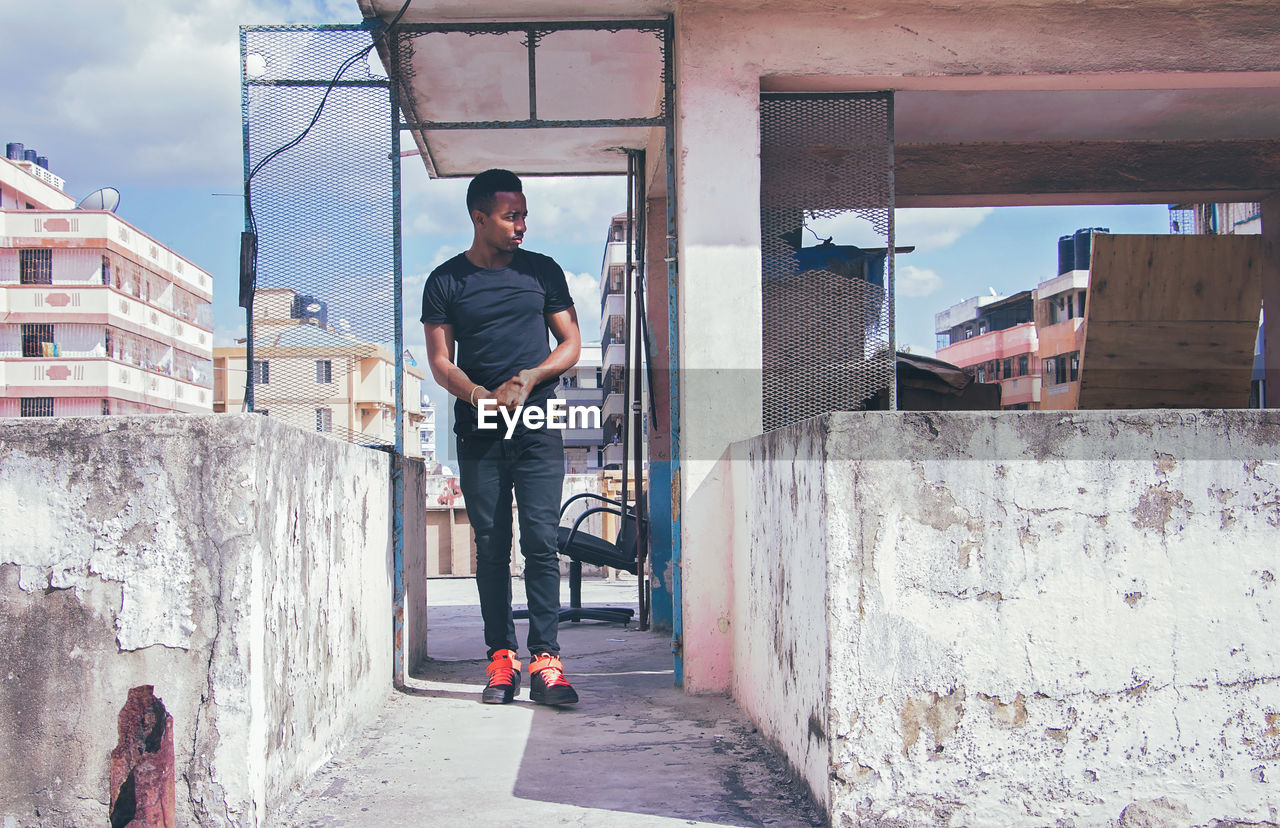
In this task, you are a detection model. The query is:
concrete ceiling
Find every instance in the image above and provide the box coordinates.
[360,0,1280,201]
[894,88,1280,144]
[384,23,665,177]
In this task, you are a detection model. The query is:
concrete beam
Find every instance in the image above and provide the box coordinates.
[895,140,1280,207]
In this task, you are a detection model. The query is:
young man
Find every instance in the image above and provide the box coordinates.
[421,169,582,705]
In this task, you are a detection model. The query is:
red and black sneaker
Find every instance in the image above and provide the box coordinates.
[482,649,521,704]
[528,653,578,706]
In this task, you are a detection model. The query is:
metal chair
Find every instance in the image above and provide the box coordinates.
[514,492,642,624]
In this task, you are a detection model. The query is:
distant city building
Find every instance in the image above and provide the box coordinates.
[935,291,1039,409]
[213,287,426,456]
[933,227,1106,411]
[418,395,437,463]
[559,342,604,473]
[599,212,647,469]
[1,146,215,418]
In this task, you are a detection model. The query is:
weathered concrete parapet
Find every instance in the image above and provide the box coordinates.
[729,410,1280,827]
[0,415,426,827]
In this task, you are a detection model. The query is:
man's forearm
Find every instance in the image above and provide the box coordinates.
[431,361,487,406]
[520,339,581,387]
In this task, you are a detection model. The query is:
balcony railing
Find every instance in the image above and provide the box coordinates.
[0,356,212,412]
[0,284,213,355]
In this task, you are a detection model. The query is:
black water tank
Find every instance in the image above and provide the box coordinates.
[5,142,23,161]
[36,156,49,170]
[1073,227,1110,271]
[1058,235,1075,275]
[22,149,37,163]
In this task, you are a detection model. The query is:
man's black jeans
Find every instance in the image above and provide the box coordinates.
[456,428,564,658]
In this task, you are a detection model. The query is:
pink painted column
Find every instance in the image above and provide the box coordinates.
[1264,196,1280,408]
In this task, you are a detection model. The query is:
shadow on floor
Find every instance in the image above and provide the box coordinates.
[277,579,824,827]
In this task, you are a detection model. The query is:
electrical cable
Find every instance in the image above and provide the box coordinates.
[240,0,413,410]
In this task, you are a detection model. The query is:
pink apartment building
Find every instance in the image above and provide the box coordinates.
[0,146,214,418]
[935,289,1040,409]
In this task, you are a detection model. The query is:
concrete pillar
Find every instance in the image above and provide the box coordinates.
[1262,195,1279,408]
[674,34,764,692]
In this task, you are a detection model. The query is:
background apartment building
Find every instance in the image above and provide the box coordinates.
[0,144,214,418]
[599,212,647,470]
[935,290,1040,409]
[418,395,437,465]
[933,228,1106,410]
[558,341,604,474]
[213,286,426,455]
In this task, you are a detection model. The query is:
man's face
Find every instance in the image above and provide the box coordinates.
[474,191,528,253]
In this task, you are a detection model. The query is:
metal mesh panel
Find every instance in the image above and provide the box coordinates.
[242,27,402,449]
[760,92,895,431]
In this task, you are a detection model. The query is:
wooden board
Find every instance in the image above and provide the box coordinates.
[1078,234,1262,409]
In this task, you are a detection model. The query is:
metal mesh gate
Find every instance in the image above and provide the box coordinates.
[241,25,405,450]
[760,92,895,430]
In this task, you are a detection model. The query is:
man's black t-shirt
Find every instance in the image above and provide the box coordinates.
[421,248,574,436]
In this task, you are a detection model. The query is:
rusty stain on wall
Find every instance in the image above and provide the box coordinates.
[900,687,967,757]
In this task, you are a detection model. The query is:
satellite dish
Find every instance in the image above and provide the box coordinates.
[306,302,322,313]
[77,187,121,213]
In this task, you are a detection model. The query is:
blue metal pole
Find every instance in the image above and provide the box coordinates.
[390,55,406,690]
[240,26,254,413]
[662,15,683,686]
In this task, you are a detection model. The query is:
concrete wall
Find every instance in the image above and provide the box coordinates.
[671,0,1280,693]
[729,421,832,811]
[730,410,1280,826]
[0,414,426,827]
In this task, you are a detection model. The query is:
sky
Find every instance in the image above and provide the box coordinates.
[0,0,1170,464]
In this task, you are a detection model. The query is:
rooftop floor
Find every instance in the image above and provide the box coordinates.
[276,576,823,827]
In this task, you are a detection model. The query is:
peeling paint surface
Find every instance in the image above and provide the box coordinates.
[0,415,423,827]
[731,410,1280,827]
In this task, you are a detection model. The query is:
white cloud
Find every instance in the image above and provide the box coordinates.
[213,321,246,348]
[897,265,943,298]
[800,207,994,254]
[521,177,626,246]
[0,1,365,193]
[564,271,602,338]
[897,207,993,251]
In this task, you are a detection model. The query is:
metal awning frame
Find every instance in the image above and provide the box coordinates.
[382,16,674,177]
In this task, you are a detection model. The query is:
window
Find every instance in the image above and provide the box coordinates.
[1078,291,1087,318]
[101,399,111,416]
[21,324,54,357]
[19,249,52,284]
[252,360,269,384]
[1044,351,1080,386]
[975,366,987,383]
[1018,355,1029,376]
[1002,358,1013,380]
[315,359,332,384]
[101,255,111,286]
[315,408,333,433]
[1066,294,1075,320]
[20,397,54,417]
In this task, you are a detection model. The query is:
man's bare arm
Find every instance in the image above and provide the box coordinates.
[424,321,493,407]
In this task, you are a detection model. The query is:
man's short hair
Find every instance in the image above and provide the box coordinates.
[467,168,523,216]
